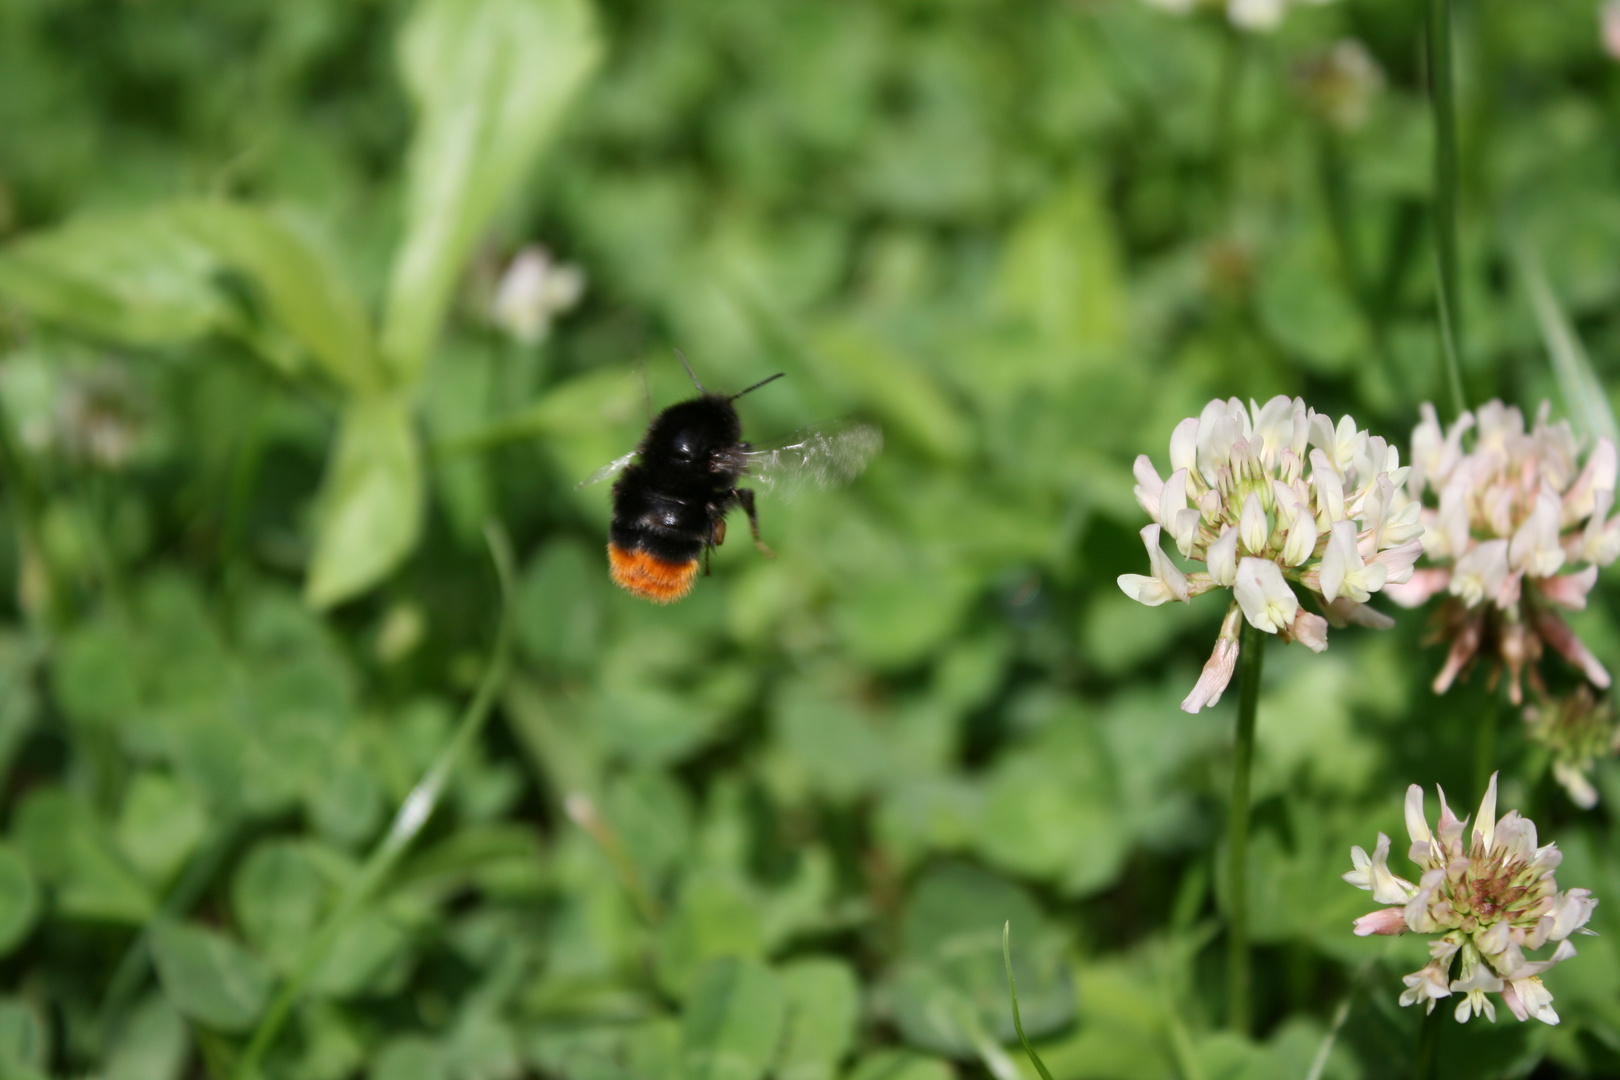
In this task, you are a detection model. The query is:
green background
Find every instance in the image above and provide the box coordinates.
[0,0,1618,1077]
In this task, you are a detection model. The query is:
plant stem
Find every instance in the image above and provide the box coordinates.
[1002,923,1056,1080]
[231,522,516,1080]
[1473,688,1499,804]
[1227,620,1266,1035]
[1428,0,1467,421]
[1412,1002,1444,1080]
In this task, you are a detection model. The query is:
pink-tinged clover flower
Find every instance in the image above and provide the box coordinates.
[1344,773,1598,1024]
[1390,401,1619,704]
[1120,396,1421,712]
[1605,0,1620,62]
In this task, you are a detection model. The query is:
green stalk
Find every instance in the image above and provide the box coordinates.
[1226,620,1266,1034]
[232,521,516,1080]
[1412,1001,1443,1080]
[1473,688,1498,805]
[1428,0,1467,421]
[1002,923,1056,1080]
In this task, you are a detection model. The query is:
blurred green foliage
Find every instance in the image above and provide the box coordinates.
[0,0,1618,1078]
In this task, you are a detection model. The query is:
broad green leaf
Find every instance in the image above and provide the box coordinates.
[176,202,384,393]
[104,995,188,1080]
[894,862,1073,1054]
[679,957,786,1080]
[973,720,1128,898]
[305,392,423,608]
[232,839,332,974]
[382,0,602,383]
[655,870,765,1000]
[807,321,972,463]
[0,845,39,957]
[149,917,274,1033]
[12,788,155,924]
[374,1036,448,1080]
[0,999,49,1080]
[776,959,861,1080]
[989,178,1125,359]
[114,771,208,886]
[844,1050,954,1080]
[518,539,609,670]
[0,208,230,345]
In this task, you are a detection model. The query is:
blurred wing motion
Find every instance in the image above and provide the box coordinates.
[742,419,882,500]
[575,449,640,489]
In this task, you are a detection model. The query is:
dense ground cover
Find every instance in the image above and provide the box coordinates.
[1,0,1619,1077]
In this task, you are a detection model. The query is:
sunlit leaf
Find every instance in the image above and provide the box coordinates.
[176,201,384,393]
[382,0,602,383]
[305,392,423,608]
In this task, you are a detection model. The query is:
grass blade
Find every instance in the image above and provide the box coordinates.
[1517,242,1619,447]
[232,520,517,1080]
[1002,922,1056,1080]
[1428,0,1468,420]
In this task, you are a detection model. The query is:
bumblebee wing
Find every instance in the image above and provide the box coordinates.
[575,449,640,489]
[741,419,882,500]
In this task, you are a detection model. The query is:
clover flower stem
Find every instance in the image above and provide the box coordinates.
[1412,1001,1444,1080]
[232,522,516,1080]
[1227,618,1266,1034]
[1473,689,1499,804]
[1427,0,1467,421]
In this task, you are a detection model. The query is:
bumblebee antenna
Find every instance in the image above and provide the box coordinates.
[674,349,705,393]
[731,372,785,400]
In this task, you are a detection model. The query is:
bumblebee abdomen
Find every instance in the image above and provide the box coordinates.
[607,537,701,603]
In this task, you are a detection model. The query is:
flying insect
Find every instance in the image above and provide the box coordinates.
[579,353,881,603]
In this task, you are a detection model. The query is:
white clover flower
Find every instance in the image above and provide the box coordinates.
[1389,401,1619,704]
[490,245,586,345]
[1345,773,1598,1025]
[1605,0,1620,62]
[1138,0,1335,32]
[1120,396,1421,712]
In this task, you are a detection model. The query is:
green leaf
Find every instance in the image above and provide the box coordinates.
[775,959,860,1080]
[679,957,786,1080]
[150,917,274,1033]
[0,999,49,1080]
[844,1050,954,1080]
[105,995,189,1080]
[988,178,1125,359]
[381,0,602,383]
[114,771,208,887]
[0,208,231,345]
[176,202,384,394]
[305,393,423,608]
[374,1036,448,1080]
[655,870,766,1000]
[893,863,1073,1055]
[0,845,39,958]
[233,839,333,974]
[12,788,155,924]
[807,320,972,463]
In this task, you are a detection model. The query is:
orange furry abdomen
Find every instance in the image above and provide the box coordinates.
[608,543,699,603]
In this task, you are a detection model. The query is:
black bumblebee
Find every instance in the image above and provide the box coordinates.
[579,353,881,603]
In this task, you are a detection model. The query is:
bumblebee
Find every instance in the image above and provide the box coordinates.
[580,353,880,603]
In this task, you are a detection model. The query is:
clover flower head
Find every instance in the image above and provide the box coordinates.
[1344,773,1598,1025]
[490,244,586,345]
[1293,40,1385,134]
[1604,0,1620,62]
[1120,396,1421,712]
[1389,401,1619,704]
[1524,687,1620,809]
[1137,0,1338,32]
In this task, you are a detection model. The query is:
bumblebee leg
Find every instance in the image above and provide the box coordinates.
[736,488,774,556]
